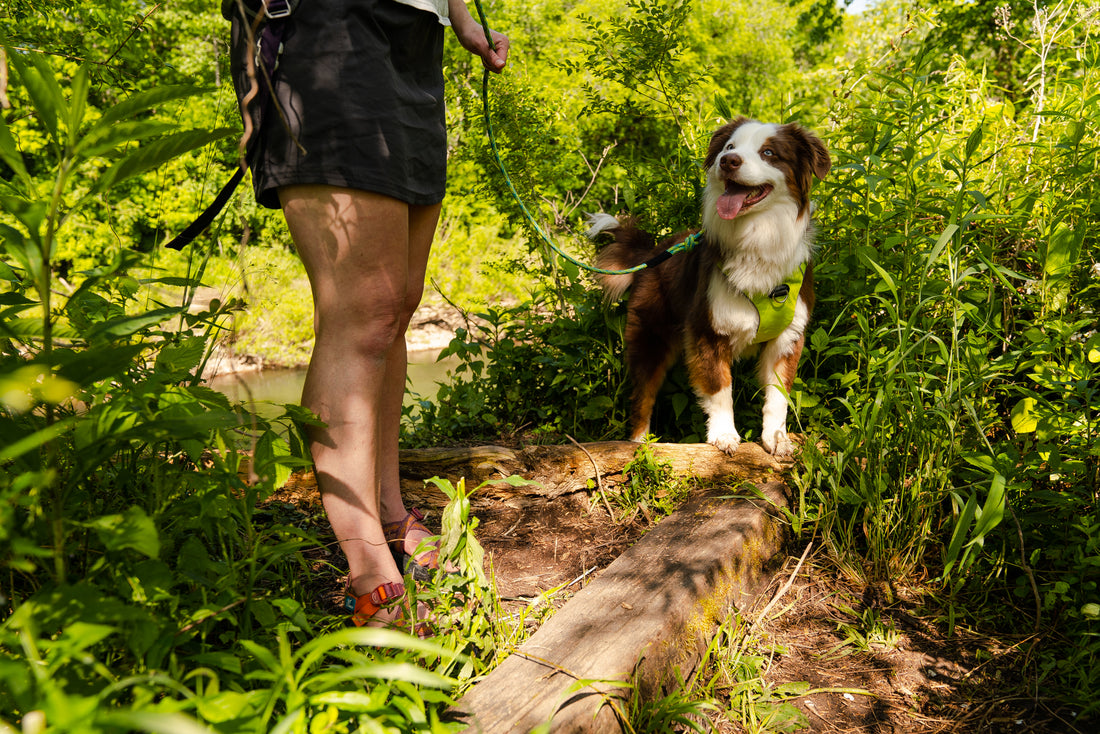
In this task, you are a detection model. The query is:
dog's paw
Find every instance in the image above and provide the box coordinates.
[709,431,742,455]
[763,430,794,458]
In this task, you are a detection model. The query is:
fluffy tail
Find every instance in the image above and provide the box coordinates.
[585,213,656,302]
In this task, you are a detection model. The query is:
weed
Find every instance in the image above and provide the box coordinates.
[606,437,690,524]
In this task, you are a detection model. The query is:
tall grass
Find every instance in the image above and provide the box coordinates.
[797,8,1099,709]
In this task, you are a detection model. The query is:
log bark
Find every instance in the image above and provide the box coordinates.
[399,440,792,498]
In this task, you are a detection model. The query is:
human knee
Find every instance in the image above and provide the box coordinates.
[316,300,406,356]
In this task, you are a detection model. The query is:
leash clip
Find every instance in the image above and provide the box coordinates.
[262,0,292,19]
[770,284,790,304]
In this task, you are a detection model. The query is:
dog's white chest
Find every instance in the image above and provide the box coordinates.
[707,272,758,344]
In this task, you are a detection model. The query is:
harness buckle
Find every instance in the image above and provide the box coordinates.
[262,0,292,19]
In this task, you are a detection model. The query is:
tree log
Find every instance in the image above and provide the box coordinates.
[399,440,792,498]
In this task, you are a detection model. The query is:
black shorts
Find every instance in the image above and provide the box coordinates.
[229,0,447,209]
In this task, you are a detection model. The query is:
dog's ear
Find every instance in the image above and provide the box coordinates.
[704,116,749,169]
[808,132,831,181]
[782,123,831,181]
[801,126,831,180]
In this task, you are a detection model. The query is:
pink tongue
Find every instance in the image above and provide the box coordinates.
[717,191,748,220]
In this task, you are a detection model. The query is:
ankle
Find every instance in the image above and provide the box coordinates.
[379,500,411,526]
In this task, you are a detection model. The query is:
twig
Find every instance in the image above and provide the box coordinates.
[175,598,245,636]
[0,47,9,110]
[564,143,616,219]
[566,434,615,519]
[101,4,163,68]
[753,542,812,624]
[1007,498,1041,632]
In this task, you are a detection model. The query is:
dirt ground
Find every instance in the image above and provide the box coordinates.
[265,461,1084,734]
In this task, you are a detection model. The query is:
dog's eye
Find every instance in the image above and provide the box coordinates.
[762,148,775,157]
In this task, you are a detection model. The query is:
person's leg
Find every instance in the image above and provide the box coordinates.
[378,203,441,560]
[279,184,416,600]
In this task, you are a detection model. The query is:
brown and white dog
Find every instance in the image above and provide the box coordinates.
[587,117,830,457]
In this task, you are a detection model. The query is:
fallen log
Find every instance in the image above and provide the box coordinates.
[398,440,793,498]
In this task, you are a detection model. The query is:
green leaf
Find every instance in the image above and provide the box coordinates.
[155,335,207,376]
[88,505,161,558]
[0,416,75,462]
[943,490,978,573]
[964,125,983,158]
[8,50,63,145]
[67,63,91,147]
[1010,398,1038,434]
[1043,222,1079,279]
[856,249,898,299]
[85,307,179,341]
[970,473,1005,541]
[925,224,959,268]
[75,119,179,158]
[95,84,209,129]
[88,128,235,198]
[0,113,31,187]
[96,712,218,734]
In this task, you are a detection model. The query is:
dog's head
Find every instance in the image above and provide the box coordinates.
[703,117,830,221]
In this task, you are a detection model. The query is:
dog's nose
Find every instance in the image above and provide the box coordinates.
[720,153,742,172]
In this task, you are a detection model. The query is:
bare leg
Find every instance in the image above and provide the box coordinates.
[279,185,438,600]
[378,204,440,558]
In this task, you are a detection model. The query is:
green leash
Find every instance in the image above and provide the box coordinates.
[470,0,697,276]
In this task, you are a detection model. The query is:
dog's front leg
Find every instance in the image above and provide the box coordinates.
[757,336,805,458]
[686,332,740,454]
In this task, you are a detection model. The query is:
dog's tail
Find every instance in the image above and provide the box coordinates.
[585,213,656,302]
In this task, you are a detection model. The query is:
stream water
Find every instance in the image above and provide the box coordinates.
[207,348,459,419]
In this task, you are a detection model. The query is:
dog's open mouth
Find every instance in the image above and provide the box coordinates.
[717,182,773,220]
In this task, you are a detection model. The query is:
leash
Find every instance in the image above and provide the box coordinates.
[470,0,695,275]
[165,0,292,251]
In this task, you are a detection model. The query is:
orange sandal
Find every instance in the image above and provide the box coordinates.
[382,508,441,581]
[344,581,431,638]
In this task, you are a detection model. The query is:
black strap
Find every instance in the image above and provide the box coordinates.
[164,166,246,251]
[166,2,291,250]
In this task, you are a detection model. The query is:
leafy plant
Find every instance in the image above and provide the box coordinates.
[403,284,629,445]
[0,43,481,733]
[606,437,689,524]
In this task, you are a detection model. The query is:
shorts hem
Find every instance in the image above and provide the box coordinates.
[256,176,445,210]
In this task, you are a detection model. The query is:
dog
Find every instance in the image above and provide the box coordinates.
[587,117,830,457]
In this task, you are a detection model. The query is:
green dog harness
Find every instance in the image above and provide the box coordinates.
[751,263,805,344]
[677,232,805,344]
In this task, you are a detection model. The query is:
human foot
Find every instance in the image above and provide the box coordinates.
[344,580,431,637]
[382,508,441,581]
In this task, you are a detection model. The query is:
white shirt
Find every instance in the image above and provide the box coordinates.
[392,0,450,25]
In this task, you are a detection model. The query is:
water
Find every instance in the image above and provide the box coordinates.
[207,348,458,419]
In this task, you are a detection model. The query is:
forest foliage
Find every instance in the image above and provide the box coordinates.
[1,0,1099,731]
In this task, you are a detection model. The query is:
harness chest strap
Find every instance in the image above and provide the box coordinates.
[751,262,806,344]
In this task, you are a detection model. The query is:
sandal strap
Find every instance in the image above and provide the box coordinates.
[344,581,432,637]
[382,508,427,543]
[344,581,405,627]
